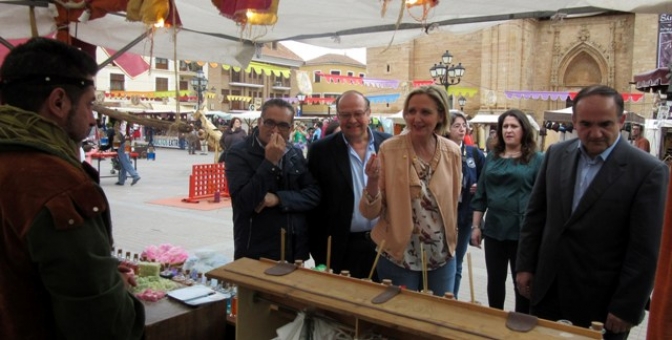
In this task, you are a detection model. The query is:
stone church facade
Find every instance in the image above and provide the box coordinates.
[366,13,660,120]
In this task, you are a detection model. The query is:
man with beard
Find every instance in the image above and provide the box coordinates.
[0,38,145,339]
[307,90,391,279]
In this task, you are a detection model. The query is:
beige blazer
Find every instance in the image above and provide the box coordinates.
[360,133,462,261]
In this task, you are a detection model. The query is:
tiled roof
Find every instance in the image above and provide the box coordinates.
[262,42,304,62]
[305,53,365,67]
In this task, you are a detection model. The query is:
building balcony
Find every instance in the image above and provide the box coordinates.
[229,81,264,88]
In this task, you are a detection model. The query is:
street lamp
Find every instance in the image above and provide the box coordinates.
[458,95,467,111]
[430,50,465,109]
[296,93,306,116]
[190,70,208,110]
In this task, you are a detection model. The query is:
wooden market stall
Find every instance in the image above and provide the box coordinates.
[208,258,602,340]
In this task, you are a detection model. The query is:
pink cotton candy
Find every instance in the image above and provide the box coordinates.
[141,244,189,265]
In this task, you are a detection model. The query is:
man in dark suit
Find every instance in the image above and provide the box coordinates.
[516,85,669,339]
[307,90,391,279]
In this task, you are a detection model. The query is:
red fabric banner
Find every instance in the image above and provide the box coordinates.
[567,92,643,103]
[102,48,150,79]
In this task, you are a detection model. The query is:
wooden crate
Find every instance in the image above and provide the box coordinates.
[143,297,228,340]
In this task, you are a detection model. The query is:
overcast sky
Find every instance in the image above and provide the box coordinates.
[281,41,367,64]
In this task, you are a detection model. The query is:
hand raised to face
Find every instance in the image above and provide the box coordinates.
[364,153,380,179]
[265,132,286,165]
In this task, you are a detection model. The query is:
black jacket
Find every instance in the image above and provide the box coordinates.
[225,132,320,261]
[306,130,391,272]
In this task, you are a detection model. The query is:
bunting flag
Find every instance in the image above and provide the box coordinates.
[363,78,400,89]
[102,48,150,79]
[505,90,569,101]
[410,80,479,97]
[412,80,434,87]
[106,90,190,98]
[304,97,335,105]
[367,93,401,104]
[227,95,252,102]
[568,91,644,103]
[317,73,399,89]
[317,73,364,86]
[505,90,645,103]
[448,87,479,98]
[222,62,290,78]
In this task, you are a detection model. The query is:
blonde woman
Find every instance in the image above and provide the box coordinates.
[360,86,461,295]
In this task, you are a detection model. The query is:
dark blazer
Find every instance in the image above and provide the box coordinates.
[517,137,669,326]
[306,130,391,272]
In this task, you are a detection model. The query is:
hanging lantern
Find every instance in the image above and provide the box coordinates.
[214,0,279,26]
[405,0,439,8]
[126,0,182,27]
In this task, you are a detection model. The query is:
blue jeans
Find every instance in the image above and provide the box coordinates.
[453,215,472,299]
[377,255,456,296]
[117,142,139,184]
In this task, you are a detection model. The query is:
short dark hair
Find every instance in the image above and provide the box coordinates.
[228,117,242,129]
[0,37,98,112]
[261,98,295,122]
[572,85,624,117]
[335,90,370,112]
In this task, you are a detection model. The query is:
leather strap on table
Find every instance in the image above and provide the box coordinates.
[505,312,538,332]
[264,262,297,276]
[371,285,401,304]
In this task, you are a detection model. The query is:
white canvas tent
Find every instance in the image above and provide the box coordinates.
[469,113,541,131]
[543,107,574,122]
[1,1,671,66]
[544,107,646,124]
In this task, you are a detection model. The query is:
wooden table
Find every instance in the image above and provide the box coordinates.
[208,258,602,340]
[143,298,228,340]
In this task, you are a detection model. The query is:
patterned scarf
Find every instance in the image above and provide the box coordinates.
[0,105,81,168]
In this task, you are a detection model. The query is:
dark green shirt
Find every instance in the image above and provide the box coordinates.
[471,152,543,241]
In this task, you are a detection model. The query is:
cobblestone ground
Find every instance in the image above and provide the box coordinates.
[106,147,648,339]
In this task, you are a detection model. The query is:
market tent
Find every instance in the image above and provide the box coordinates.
[634,67,670,92]
[231,111,262,120]
[469,113,541,131]
[1,1,671,66]
[544,107,646,124]
[207,111,232,120]
[543,107,573,122]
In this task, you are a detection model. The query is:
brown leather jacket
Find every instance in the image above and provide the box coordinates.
[0,148,144,339]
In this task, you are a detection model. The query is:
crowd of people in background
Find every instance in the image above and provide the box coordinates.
[1,37,667,340]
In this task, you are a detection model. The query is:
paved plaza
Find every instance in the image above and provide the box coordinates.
[104,147,648,339]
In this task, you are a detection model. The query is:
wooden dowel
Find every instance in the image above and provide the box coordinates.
[326,235,332,272]
[280,228,286,262]
[368,239,386,280]
[467,252,475,303]
[421,243,428,293]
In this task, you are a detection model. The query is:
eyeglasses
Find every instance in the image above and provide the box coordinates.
[337,111,367,121]
[262,118,292,131]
